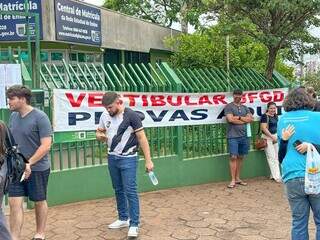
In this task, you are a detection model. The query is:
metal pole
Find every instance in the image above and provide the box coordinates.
[25,0,33,85]
[224,0,230,91]
[35,14,41,88]
[226,34,230,91]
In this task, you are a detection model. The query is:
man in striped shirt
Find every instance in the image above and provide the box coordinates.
[96,92,154,238]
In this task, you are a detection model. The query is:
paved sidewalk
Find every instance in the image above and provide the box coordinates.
[18,178,317,240]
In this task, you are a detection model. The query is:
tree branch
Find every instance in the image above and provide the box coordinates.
[277,9,314,49]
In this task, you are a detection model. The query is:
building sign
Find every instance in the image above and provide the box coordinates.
[52,88,289,132]
[0,0,43,41]
[55,0,101,46]
[0,64,22,109]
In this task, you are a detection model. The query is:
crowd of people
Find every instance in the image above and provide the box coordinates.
[0,85,155,239]
[225,86,320,240]
[0,84,320,239]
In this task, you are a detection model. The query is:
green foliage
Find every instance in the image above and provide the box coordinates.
[165,26,294,79]
[301,74,320,92]
[103,0,206,30]
[205,0,320,80]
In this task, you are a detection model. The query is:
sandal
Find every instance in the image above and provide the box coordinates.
[227,182,236,188]
[236,181,247,186]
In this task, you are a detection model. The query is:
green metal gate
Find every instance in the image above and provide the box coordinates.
[1,55,290,206]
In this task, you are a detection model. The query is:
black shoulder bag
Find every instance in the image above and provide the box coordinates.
[4,127,28,194]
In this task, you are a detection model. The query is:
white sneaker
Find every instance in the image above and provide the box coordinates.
[128,226,139,237]
[108,219,129,229]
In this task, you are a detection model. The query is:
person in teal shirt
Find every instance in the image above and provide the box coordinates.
[277,87,320,240]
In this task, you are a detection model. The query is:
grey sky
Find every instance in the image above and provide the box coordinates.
[83,0,104,6]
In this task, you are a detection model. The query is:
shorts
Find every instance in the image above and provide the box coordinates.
[8,168,50,202]
[228,136,250,156]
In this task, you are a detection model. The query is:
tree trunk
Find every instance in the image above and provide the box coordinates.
[266,47,278,81]
[181,19,188,33]
[180,2,188,33]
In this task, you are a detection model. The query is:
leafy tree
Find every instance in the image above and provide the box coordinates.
[165,26,294,80]
[301,73,320,92]
[206,0,320,80]
[103,0,206,32]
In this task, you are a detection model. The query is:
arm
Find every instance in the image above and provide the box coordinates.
[240,106,254,123]
[240,114,254,123]
[295,142,320,154]
[28,137,52,166]
[96,113,107,142]
[278,124,295,164]
[261,121,277,143]
[25,114,52,179]
[96,127,107,142]
[135,129,154,172]
[278,139,288,164]
[226,114,246,124]
[24,136,51,179]
[261,122,273,138]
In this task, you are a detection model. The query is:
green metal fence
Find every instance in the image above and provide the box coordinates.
[1,52,290,205]
[39,61,181,170]
[35,60,289,171]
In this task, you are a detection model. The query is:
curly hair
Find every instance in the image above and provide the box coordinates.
[283,87,315,112]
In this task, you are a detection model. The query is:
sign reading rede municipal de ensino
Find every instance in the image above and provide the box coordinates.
[0,0,43,41]
[54,0,101,46]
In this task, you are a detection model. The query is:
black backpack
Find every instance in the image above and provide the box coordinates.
[4,127,28,194]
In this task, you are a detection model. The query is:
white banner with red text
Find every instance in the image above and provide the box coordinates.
[52,88,289,132]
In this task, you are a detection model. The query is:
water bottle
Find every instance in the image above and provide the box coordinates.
[246,123,252,137]
[148,171,159,185]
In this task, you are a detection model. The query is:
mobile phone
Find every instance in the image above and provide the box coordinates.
[293,140,307,155]
[20,172,26,182]
[293,140,302,147]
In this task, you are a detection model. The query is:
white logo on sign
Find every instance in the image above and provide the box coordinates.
[91,30,100,42]
[16,24,26,37]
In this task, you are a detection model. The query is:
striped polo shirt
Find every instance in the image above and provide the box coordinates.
[98,108,143,156]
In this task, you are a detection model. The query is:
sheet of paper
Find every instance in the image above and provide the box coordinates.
[0,65,6,109]
[0,64,22,109]
[5,64,22,86]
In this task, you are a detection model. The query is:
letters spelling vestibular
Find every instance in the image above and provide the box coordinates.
[65,91,285,108]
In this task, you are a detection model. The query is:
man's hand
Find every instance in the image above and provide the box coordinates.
[145,160,154,172]
[96,128,107,142]
[241,114,254,123]
[282,124,295,141]
[24,163,32,180]
[296,142,308,154]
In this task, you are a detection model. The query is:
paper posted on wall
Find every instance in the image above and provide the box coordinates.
[0,64,22,109]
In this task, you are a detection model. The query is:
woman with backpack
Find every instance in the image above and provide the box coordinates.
[0,121,12,240]
[260,102,281,182]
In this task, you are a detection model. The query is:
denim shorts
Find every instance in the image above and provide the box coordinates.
[8,168,50,202]
[228,136,250,156]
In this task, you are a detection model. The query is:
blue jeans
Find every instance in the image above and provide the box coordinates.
[285,177,320,240]
[108,154,139,227]
[227,136,249,156]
